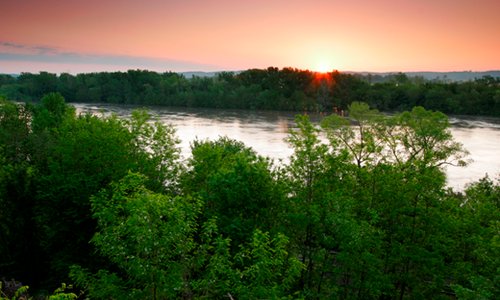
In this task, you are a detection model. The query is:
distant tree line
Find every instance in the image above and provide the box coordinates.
[1,95,498,299]
[0,67,499,116]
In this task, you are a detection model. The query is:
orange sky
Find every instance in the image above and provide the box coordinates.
[1,0,499,73]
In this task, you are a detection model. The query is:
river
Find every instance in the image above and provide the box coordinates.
[73,103,500,191]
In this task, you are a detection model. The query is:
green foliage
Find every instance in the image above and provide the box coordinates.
[322,102,384,167]
[0,99,40,285]
[448,177,500,299]
[290,104,482,298]
[285,114,387,298]
[72,172,303,299]
[395,106,469,167]
[0,281,29,300]
[31,92,75,131]
[233,230,304,299]
[30,112,138,283]
[0,96,182,290]
[48,283,78,300]
[327,104,468,298]
[125,109,182,192]
[71,172,201,299]
[1,95,498,298]
[183,137,281,247]
[0,97,32,165]
[2,69,498,116]
[0,281,77,300]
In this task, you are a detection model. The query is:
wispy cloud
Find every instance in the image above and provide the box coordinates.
[0,41,220,73]
[0,41,59,55]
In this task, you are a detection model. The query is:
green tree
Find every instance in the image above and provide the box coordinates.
[71,173,201,299]
[0,99,40,286]
[182,137,282,248]
[31,92,74,132]
[321,103,472,298]
[124,109,182,193]
[285,114,387,298]
[28,95,182,287]
[72,173,303,299]
[449,177,500,299]
[322,102,384,168]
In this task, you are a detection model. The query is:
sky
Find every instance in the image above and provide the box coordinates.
[1,0,499,74]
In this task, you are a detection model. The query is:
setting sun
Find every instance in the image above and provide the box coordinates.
[313,60,335,73]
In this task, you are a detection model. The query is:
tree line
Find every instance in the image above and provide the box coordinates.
[1,94,498,299]
[1,68,499,116]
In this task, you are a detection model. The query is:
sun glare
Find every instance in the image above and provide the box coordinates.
[313,60,334,73]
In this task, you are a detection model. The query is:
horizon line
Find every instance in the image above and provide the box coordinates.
[2,68,500,76]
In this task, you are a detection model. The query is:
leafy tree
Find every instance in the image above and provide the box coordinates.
[36,109,179,281]
[320,103,471,298]
[285,114,387,298]
[0,97,32,163]
[182,137,282,248]
[322,102,384,168]
[393,106,469,168]
[0,99,41,286]
[0,96,184,290]
[124,109,183,193]
[449,177,500,299]
[31,92,74,132]
[72,173,303,299]
[71,173,201,299]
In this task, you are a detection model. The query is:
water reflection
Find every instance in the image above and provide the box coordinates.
[73,103,499,191]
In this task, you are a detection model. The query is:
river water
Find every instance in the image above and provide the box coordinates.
[73,103,500,191]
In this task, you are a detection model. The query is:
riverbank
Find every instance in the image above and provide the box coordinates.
[1,68,499,117]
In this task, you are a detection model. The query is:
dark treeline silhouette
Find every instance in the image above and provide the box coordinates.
[1,67,499,116]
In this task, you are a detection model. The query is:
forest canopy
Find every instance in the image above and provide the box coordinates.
[1,68,499,116]
[1,94,498,299]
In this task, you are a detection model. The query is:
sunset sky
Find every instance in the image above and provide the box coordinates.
[1,0,499,74]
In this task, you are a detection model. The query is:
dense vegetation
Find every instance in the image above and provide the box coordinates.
[1,94,499,299]
[1,68,499,116]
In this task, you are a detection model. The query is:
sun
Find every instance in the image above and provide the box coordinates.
[313,60,335,73]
